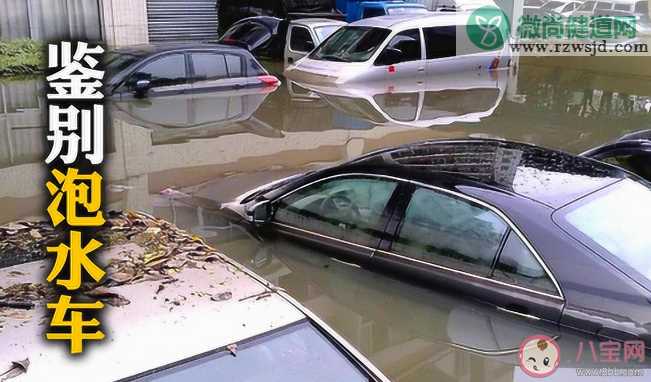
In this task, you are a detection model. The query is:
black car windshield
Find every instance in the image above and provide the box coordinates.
[560,179,651,282]
[132,320,370,382]
[309,26,391,62]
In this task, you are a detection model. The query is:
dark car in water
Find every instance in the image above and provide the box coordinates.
[218,17,289,60]
[229,139,651,346]
[105,43,280,99]
[217,0,341,34]
[582,129,651,182]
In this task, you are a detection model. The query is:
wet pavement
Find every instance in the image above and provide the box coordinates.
[1,57,650,380]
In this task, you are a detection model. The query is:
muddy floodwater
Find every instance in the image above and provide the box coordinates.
[1,57,650,381]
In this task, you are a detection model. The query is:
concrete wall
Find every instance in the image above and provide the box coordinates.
[100,0,149,47]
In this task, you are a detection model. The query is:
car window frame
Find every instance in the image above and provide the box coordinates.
[117,51,191,93]
[269,172,564,300]
[373,28,424,67]
[378,175,565,300]
[187,49,247,83]
[269,174,403,252]
[489,228,560,295]
[388,184,511,278]
[289,25,316,54]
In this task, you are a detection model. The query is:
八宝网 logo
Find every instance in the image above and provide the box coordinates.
[519,335,561,378]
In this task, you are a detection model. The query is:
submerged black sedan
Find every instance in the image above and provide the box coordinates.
[231,139,651,346]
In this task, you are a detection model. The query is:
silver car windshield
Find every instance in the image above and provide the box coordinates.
[131,320,371,382]
[314,25,343,43]
[561,179,651,282]
[309,26,391,62]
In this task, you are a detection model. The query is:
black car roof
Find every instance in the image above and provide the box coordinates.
[340,139,628,209]
[111,42,250,56]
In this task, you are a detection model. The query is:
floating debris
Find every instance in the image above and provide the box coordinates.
[0,358,29,381]
[0,221,62,268]
[238,291,272,302]
[0,283,56,309]
[211,291,232,302]
[97,211,230,290]
[82,287,130,307]
[1,210,238,318]
[159,188,191,199]
[226,344,237,357]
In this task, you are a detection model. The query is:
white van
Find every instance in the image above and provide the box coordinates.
[284,13,512,86]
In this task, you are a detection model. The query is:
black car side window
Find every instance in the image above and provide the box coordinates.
[492,231,558,295]
[225,54,243,77]
[392,188,508,276]
[129,54,187,89]
[274,177,398,248]
[191,53,228,81]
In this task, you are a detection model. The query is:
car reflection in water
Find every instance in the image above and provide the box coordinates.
[150,196,650,382]
[297,69,508,129]
[110,85,282,145]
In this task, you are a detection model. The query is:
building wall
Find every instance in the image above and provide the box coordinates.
[100,0,149,47]
[0,0,148,46]
[0,0,102,41]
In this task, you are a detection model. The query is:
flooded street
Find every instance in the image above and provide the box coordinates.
[1,57,650,380]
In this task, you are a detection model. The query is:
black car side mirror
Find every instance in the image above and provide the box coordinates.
[248,200,272,225]
[304,40,315,52]
[134,79,151,97]
[376,47,404,66]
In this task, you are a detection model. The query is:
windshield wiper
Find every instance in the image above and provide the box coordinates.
[317,54,349,62]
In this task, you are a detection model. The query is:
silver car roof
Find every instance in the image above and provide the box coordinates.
[292,18,348,28]
[349,11,475,29]
[0,245,305,381]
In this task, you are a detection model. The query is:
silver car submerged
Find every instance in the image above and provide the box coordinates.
[284,12,512,85]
